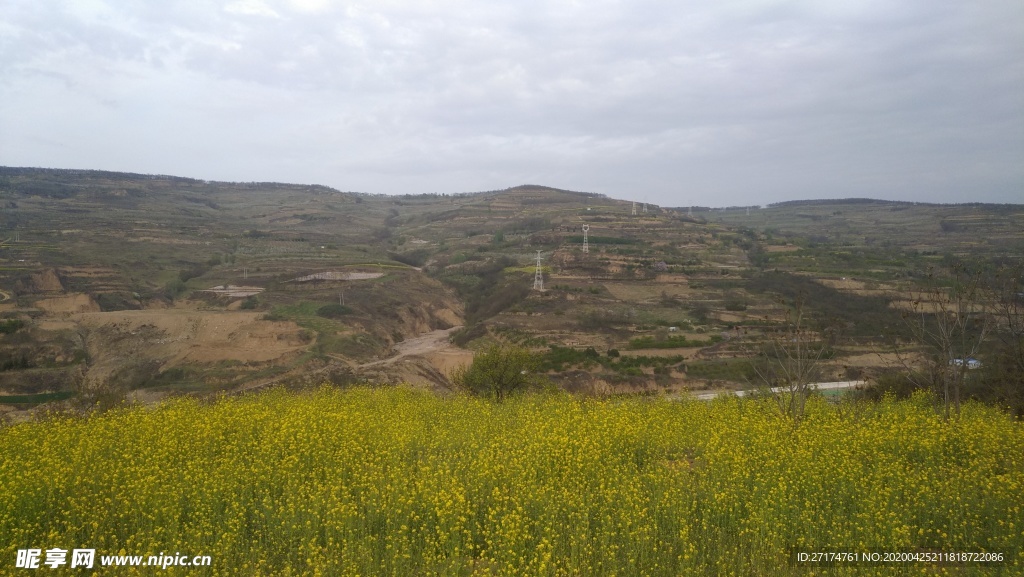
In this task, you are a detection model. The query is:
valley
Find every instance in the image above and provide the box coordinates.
[1,167,1022,416]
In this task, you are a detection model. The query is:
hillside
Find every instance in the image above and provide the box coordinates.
[1,167,1022,414]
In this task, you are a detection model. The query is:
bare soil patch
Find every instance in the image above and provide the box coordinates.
[292,271,385,282]
[619,349,695,358]
[201,285,264,298]
[74,309,308,364]
[818,278,868,291]
[360,326,464,368]
[602,283,689,302]
[36,294,101,314]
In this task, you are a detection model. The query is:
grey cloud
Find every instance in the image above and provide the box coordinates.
[0,0,1020,205]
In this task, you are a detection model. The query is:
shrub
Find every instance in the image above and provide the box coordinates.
[163,279,187,300]
[178,264,211,283]
[628,335,721,350]
[451,323,488,347]
[388,249,430,267]
[316,304,353,319]
[449,343,546,401]
[0,319,24,335]
[724,300,748,312]
[95,292,141,312]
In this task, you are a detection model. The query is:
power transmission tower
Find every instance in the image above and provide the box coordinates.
[533,251,544,291]
[582,224,590,254]
[643,203,648,214]
[632,202,637,216]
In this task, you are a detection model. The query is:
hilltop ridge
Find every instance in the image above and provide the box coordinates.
[1,166,1022,415]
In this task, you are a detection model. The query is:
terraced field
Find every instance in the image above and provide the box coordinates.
[1,168,1022,413]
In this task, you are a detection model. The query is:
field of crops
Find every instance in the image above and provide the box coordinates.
[2,388,1022,575]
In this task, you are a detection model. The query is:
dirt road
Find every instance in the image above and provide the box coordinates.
[360,326,464,368]
[691,380,868,401]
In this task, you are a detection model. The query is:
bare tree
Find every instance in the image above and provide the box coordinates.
[750,293,836,423]
[893,264,991,420]
[979,263,1024,416]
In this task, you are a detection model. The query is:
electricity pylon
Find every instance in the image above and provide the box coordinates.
[533,251,544,291]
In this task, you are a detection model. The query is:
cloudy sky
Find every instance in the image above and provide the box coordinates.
[1,1,1021,206]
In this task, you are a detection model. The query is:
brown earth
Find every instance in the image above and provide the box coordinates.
[65,308,310,392]
[889,300,986,313]
[22,269,65,293]
[619,348,698,358]
[36,293,101,314]
[360,326,467,370]
[348,326,474,389]
[74,309,309,365]
[602,282,691,302]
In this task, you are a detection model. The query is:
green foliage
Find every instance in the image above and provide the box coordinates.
[970,335,1024,418]
[565,235,637,245]
[388,249,430,267]
[628,335,721,350]
[449,343,546,400]
[688,302,711,324]
[858,370,925,402]
[178,264,211,283]
[615,354,684,369]
[747,242,770,269]
[723,299,748,312]
[0,352,33,372]
[747,271,904,338]
[506,216,551,232]
[536,346,602,372]
[0,391,74,405]
[440,257,529,324]
[577,309,632,330]
[0,319,25,335]
[684,359,759,382]
[491,326,548,347]
[239,296,259,310]
[536,346,682,375]
[450,323,488,347]
[95,292,141,312]
[316,304,354,319]
[163,278,187,300]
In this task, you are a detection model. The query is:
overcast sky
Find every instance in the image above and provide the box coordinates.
[1,1,1021,206]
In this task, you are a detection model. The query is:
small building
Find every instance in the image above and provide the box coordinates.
[950,358,982,369]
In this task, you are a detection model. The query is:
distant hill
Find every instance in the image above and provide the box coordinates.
[1,165,1021,413]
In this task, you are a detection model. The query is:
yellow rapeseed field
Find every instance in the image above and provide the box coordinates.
[1,388,1022,575]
